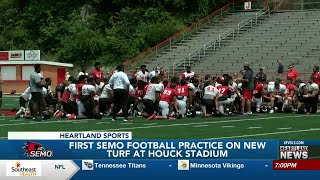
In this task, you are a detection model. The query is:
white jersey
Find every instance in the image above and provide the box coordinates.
[149,70,159,79]
[308,83,319,92]
[68,83,77,101]
[230,82,237,90]
[136,71,149,82]
[100,84,112,99]
[182,71,195,79]
[78,72,88,77]
[268,84,287,95]
[187,83,196,92]
[97,82,104,91]
[21,87,31,101]
[203,85,220,99]
[143,83,162,103]
[82,84,96,96]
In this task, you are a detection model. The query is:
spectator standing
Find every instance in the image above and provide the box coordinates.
[277,60,284,79]
[255,67,267,82]
[29,64,46,120]
[312,65,320,86]
[109,64,132,121]
[92,62,104,81]
[238,63,254,115]
[287,64,299,82]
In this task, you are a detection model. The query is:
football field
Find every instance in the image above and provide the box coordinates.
[1,96,319,140]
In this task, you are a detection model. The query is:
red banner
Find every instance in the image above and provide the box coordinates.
[0,51,9,61]
[273,160,320,170]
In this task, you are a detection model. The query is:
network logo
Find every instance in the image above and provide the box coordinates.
[177,160,189,171]
[82,160,94,170]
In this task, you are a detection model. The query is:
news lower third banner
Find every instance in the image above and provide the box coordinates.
[1,132,320,179]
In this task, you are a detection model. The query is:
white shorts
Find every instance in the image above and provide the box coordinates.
[159,101,169,118]
[219,98,234,105]
[77,100,85,116]
[177,97,188,115]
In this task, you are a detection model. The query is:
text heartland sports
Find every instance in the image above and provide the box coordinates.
[280,146,309,159]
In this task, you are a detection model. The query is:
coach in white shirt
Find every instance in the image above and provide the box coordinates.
[109,64,131,121]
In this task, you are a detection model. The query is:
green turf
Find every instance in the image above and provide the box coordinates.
[1,96,319,140]
[0,114,319,140]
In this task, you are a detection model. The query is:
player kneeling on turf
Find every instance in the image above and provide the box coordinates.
[201,78,220,118]
[148,83,178,120]
[269,81,288,113]
[217,79,234,115]
[304,77,319,114]
[176,80,194,117]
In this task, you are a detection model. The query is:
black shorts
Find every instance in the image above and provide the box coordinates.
[19,97,27,108]
[202,98,214,114]
[263,96,271,103]
[0,91,2,98]
[31,92,43,104]
[62,101,77,115]
[143,99,156,116]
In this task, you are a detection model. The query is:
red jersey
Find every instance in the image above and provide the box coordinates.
[217,86,230,96]
[254,82,263,98]
[61,90,70,103]
[160,88,177,104]
[312,72,320,85]
[176,85,189,97]
[75,83,85,101]
[287,69,299,80]
[286,83,296,96]
[93,69,103,81]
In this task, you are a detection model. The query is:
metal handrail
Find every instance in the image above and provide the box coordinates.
[237,17,253,35]
[172,58,185,75]
[256,6,270,26]
[218,29,235,47]
[173,6,270,75]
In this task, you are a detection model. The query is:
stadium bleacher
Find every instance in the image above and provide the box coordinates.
[142,6,320,81]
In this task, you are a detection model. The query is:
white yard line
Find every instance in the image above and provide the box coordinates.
[120,123,134,125]
[221,126,235,128]
[248,127,262,129]
[0,118,112,127]
[95,115,318,131]
[72,121,88,124]
[96,122,111,125]
[277,127,292,130]
[0,115,318,139]
[193,125,209,128]
[207,128,320,140]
